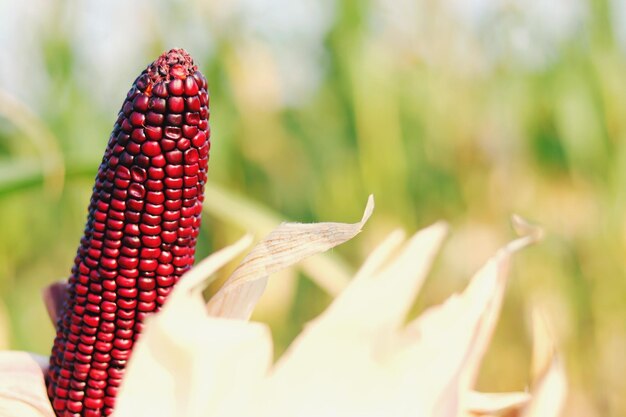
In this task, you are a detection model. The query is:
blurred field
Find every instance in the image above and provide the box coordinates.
[0,0,624,415]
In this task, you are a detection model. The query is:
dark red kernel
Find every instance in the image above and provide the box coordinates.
[164,177,183,189]
[162,210,180,221]
[168,78,184,95]
[199,90,208,106]
[140,247,160,258]
[182,125,198,139]
[185,112,200,126]
[161,230,177,244]
[141,213,161,225]
[183,187,198,199]
[95,332,114,343]
[115,166,131,180]
[184,76,199,96]
[148,167,165,180]
[152,154,167,167]
[168,96,185,113]
[141,141,161,157]
[118,256,138,269]
[185,148,199,164]
[126,143,141,157]
[115,318,135,330]
[119,268,139,279]
[166,113,183,126]
[132,94,149,112]
[86,387,105,399]
[131,128,146,143]
[138,278,156,290]
[123,224,140,236]
[139,223,160,235]
[85,397,104,410]
[120,246,139,257]
[166,150,183,164]
[165,189,183,200]
[67,400,83,413]
[161,138,177,151]
[139,290,157,302]
[158,251,173,263]
[129,112,145,127]
[145,126,162,140]
[117,298,137,310]
[156,275,175,287]
[193,71,207,89]
[135,154,150,168]
[146,111,164,125]
[111,188,127,200]
[164,199,182,210]
[122,101,133,116]
[177,138,191,151]
[117,309,136,320]
[145,179,163,191]
[165,164,183,177]
[191,131,206,147]
[164,126,182,140]
[110,350,130,361]
[139,259,158,272]
[141,235,161,247]
[69,390,85,401]
[130,166,147,182]
[146,191,165,205]
[135,74,150,91]
[149,97,166,113]
[118,287,138,298]
[116,276,136,288]
[199,143,209,158]
[156,264,174,276]
[186,96,201,111]
[153,82,168,98]
[144,203,164,215]
[184,164,199,176]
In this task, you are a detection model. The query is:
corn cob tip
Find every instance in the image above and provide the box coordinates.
[146,49,197,82]
[133,49,208,98]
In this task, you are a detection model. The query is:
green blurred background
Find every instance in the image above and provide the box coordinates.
[0,0,624,415]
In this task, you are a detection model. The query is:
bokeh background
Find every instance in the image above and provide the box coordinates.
[0,0,624,415]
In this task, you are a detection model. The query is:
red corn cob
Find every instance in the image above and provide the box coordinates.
[46,48,210,417]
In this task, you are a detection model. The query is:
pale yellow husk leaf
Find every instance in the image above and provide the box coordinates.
[109,203,564,417]
[521,310,567,417]
[465,390,530,416]
[0,352,55,417]
[206,195,374,319]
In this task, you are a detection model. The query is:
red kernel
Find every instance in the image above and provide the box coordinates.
[141,141,161,157]
[145,126,162,140]
[168,78,184,95]
[184,76,199,96]
[129,112,145,127]
[168,96,185,113]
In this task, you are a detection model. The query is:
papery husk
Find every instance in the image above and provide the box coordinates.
[113,207,565,417]
[206,195,374,319]
[521,310,567,417]
[0,352,55,417]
